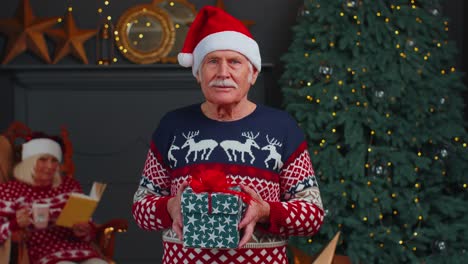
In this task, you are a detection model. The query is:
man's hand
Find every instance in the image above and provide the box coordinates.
[72,222,92,237]
[167,181,189,241]
[16,207,31,228]
[238,185,270,248]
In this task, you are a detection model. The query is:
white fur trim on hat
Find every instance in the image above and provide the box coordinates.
[178,53,194,67]
[22,138,62,162]
[191,31,261,77]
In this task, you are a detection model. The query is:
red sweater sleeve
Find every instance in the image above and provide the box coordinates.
[264,144,324,236]
[132,149,173,230]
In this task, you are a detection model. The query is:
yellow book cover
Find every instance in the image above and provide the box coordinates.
[56,182,106,228]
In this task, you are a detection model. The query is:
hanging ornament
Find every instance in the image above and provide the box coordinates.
[370,160,392,178]
[426,3,442,16]
[371,164,387,176]
[406,38,415,48]
[439,97,446,105]
[319,65,333,76]
[429,8,440,16]
[374,90,385,98]
[434,240,447,251]
[297,5,311,17]
[439,148,448,158]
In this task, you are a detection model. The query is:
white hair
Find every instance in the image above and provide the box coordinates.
[14,154,62,188]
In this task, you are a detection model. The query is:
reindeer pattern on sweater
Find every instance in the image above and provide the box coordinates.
[160,105,294,172]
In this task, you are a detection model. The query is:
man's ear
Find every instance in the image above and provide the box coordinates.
[250,68,259,85]
[195,71,201,84]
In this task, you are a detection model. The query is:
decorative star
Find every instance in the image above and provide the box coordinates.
[0,0,60,64]
[215,0,255,27]
[199,224,208,233]
[187,215,197,225]
[226,234,235,244]
[46,9,97,64]
[215,223,226,234]
[186,201,196,212]
[208,231,218,242]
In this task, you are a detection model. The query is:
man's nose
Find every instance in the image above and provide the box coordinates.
[216,61,229,78]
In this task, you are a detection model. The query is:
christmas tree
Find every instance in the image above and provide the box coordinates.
[279,0,468,263]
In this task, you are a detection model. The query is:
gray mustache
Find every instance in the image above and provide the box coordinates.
[208,79,238,89]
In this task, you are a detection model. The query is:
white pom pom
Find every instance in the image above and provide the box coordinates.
[178,53,193,67]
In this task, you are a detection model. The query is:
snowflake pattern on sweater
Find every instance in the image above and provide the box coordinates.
[133,104,324,264]
[0,177,101,264]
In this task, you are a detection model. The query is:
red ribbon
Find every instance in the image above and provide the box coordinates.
[189,169,253,213]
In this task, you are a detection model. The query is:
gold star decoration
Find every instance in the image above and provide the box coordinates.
[0,0,60,64]
[215,0,255,28]
[46,8,97,64]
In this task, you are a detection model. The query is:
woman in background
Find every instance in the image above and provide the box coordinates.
[0,133,107,264]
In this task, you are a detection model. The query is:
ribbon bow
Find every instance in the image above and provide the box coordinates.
[189,169,252,206]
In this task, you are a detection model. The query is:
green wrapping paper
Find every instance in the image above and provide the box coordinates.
[182,186,244,249]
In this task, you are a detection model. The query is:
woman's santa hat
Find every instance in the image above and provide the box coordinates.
[178,6,261,77]
[14,136,64,186]
[22,138,63,162]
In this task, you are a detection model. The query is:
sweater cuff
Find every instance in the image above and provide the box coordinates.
[9,217,20,231]
[159,196,173,228]
[263,201,287,234]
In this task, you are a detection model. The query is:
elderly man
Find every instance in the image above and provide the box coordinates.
[132,5,324,264]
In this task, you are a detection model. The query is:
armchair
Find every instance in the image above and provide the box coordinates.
[1,122,128,264]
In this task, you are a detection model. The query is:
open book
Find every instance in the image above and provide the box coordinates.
[56,182,107,228]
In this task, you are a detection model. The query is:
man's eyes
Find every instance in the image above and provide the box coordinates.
[206,59,241,64]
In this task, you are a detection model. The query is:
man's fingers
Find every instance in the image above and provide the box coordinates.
[241,185,257,197]
[239,209,255,229]
[238,223,254,248]
[173,219,183,240]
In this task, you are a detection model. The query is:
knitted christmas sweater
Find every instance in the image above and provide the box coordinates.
[0,177,101,264]
[132,104,324,264]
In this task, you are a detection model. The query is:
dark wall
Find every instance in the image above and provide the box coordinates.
[0,0,303,130]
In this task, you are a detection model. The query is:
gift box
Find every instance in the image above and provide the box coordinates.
[182,186,244,249]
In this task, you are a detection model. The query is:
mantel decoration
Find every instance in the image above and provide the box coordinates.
[96,0,116,65]
[0,0,60,64]
[46,6,98,64]
[153,0,197,64]
[115,4,175,64]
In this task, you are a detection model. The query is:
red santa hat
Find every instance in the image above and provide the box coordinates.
[178,6,261,77]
